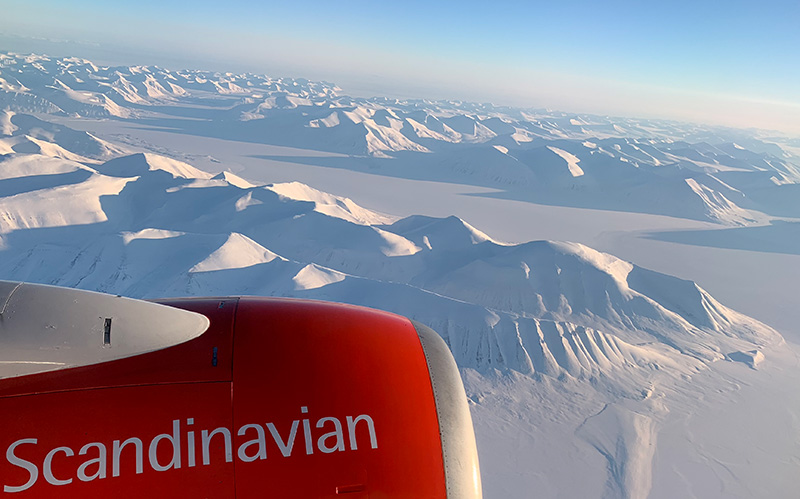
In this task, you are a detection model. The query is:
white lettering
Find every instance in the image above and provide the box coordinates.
[316,417,345,453]
[4,439,38,493]
[148,419,181,472]
[3,410,378,492]
[112,438,143,477]
[201,427,232,466]
[347,415,378,450]
[237,424,266,462]
[43,446,73,486]
[77,442,107,482]
[187,419,196,468]
[301,407,313,455]
[266,421,299,457]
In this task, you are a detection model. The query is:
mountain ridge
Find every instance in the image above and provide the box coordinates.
[3,52,799,225]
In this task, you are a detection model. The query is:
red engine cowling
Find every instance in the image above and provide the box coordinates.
[0,281,481,498]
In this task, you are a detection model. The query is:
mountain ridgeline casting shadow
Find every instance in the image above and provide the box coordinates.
[644,220,800,256]
[249,153,762,225]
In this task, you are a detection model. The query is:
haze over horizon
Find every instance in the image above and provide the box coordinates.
[2,0,799,135]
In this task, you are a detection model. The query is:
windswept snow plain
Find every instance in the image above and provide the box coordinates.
[2,52,800,498]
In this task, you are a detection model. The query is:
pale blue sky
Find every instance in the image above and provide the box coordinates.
[2,0,799,133]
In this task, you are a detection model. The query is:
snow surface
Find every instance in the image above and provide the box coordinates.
[2,52,800,498]
[190,233,283,273]
[4,52,798,225]
[547,145,585,177]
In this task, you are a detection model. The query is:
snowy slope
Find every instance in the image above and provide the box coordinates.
[2,53,800,497]
[3,52,799,224]
[0,140,779,375]
[0,110,128,162]
[0,117,789,497]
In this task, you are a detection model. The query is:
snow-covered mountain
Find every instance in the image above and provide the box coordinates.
[0,110,789,497]
[3,49,800,497]
[3,52,799,225]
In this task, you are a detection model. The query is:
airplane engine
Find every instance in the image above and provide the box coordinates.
[0,281,481,498]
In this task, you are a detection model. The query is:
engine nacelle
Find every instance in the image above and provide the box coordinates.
[0,281,481,498]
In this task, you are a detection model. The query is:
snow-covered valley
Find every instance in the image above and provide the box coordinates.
[2,52,800,498]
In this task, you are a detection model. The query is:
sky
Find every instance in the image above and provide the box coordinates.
[2,0,799,134]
